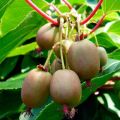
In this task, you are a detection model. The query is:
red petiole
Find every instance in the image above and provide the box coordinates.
[80,0,103,25]
[62,0,73,10]
[25,0,59,25]
[90,14,106,34]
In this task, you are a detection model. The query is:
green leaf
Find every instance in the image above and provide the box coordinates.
[90,32,117,48]
[20,101,63,120]
[7,42,38,57]
[81,59,120,103]
[36,102,63,120]
[1,0,49,35]
[0,0,14,19]
[107,20,120,36]
[69,0,85,5]
[108,49,120,60]
[0,90,25,119]
[0,57,18,80]
[0,73,27,90]
[0,11,46,64]
[102,0,120,13]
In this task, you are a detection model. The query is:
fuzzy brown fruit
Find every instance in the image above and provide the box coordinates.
[97,47,107,67]
[51,58,62,74]
[50,69,82,107]
[53,40,73,58]
[67,40,100,80]
[36,23,59,50]
[21,69,52,108]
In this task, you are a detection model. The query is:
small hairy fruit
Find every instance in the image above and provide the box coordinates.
[21,69,52,108]
[67,40,100,80]
[54,40,73,58]
[51,58,62,74]
[97,47,107,67]
[50,69,82,107]
[36,23,59,50]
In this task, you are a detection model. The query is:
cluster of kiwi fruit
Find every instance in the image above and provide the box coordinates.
[21,15,108,110]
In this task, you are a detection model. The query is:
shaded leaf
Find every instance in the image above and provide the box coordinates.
[0,57,18,80]
[0,90,25,119]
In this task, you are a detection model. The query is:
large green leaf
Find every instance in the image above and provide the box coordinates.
[0,11,45,64]
[0,73,27,90]
[0,0,14,19]
[102,0,120,13]
[0,90,25,119]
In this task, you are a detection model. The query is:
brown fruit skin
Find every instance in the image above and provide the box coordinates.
[21,69,52,108]
[51,58,62,74]
[97,47,108,67]
[54,40,73,58]
[67,40,100,80]
[36,23,59,50]
[50,69,82,107]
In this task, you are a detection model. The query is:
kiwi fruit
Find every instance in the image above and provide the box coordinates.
[50,69,82,107]
[51,58,62,74]
[97,47,107,67]
[21,69,52,108]
[36,23,59,50]
[67,40,100,80]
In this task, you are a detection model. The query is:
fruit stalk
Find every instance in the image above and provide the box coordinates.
[49,3,62,16]
[59,17,65,69]
[25,0,59,25]
[62,0,73,10]
[44,49,53,68]
[80,0,103,25]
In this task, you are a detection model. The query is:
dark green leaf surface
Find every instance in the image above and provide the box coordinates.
[0,57,18,80]
[0,90,25,119]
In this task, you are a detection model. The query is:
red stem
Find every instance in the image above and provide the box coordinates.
[25,0,59,25]
[90,14,106,34]
[80,0,103,25]
[62,0,73,10]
